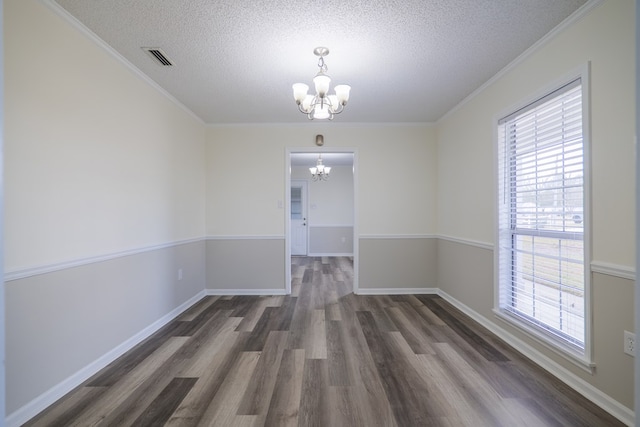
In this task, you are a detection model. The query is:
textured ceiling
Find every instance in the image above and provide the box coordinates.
[51,0,587,124]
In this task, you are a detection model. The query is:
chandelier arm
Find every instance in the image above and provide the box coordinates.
[294,46,348,120]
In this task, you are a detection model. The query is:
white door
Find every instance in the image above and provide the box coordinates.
[291,180,308,255]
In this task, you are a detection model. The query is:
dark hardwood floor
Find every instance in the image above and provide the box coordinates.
[26,256,624,426]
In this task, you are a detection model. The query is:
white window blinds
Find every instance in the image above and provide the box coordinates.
[497,78,586,352]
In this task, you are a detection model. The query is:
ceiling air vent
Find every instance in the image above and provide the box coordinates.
[142,48,173,66]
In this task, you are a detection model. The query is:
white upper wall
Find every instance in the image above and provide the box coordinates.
[437,0,635,268]
[206,124,437,237]
[5,0,207,271]
[8,0,631,268]
[291,165,354,226]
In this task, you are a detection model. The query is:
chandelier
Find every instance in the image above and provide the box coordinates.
[310,154,331,181]
[292,47,351,120]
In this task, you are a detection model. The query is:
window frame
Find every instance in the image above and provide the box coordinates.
[493,65,593,371]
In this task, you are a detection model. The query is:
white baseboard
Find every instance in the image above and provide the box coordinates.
[6,290,207,427]
[437,290,635,427]
[356,287,439,295]
[205,288,287,296]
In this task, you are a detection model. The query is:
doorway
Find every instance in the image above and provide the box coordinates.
[285,148,358,294]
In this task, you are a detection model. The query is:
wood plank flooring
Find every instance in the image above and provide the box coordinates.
[25,256,624,426]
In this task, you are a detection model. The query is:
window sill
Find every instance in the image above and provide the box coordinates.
[493,309,595,374]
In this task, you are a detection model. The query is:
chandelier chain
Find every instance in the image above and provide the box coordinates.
[317,56,327,73]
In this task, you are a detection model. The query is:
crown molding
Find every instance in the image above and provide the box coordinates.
[206,121,436,129]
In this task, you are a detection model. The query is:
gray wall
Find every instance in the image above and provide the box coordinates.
[309,226,353,255]
[206,238,285,293]
[359,237,437,292]
[5,240,206,417]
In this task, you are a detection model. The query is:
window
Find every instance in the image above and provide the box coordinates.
[497,76,589,361]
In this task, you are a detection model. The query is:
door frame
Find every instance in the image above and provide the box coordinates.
[285,147,359,294]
